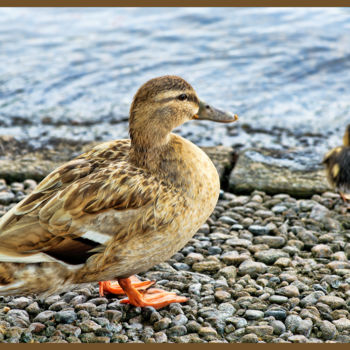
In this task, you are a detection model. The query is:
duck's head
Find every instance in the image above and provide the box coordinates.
[129,75,238,148]
[343,124,350,147]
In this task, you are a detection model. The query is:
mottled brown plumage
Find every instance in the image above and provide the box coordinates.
[0,75,238,304]
[323,124,350,201]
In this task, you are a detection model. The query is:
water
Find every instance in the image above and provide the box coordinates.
[0,7,350,156]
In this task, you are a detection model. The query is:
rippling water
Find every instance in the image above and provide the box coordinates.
[1,7,350,153]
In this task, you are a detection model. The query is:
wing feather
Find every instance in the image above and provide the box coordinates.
[0,140,161,264]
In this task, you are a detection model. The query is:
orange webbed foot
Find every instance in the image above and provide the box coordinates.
[120,287,188,309]
[99,275,155,297]
[101,277,188,309]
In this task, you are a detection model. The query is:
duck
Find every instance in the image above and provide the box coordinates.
[0,75,238,309]
[323,124,350,202]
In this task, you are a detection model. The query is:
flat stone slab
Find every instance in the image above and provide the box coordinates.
[229,148,331,197]
[0,135,234,184]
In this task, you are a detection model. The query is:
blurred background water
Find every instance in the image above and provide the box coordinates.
[0,7,350,156]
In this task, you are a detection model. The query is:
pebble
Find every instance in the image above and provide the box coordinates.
[319,320,337,340]
[245,310,264,320]
[253,235,286,248]
[0,191,15,204]
[276,285,300,297]
[269,295,288,304]
[241,333,259,343]
[33,310,56,324]
[285,315,304,332]
[238,260,267,277]
[311,244,333,258]
[55,310,77,324]
[8,297,31,309]
[318,296,346,309]
[198,326,218,339]
[265,308,287,320]
[248,225,270,235]
[332,318,350,331]
[255,249,289,265]
[245,325,273,337]
[5,309,30,328]
[79,320,101,332]
[270,320,286,335]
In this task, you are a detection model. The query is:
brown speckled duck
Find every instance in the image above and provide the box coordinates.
[0,75,238,309]
[323,124,350,202]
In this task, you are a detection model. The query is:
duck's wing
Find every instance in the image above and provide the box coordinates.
[0,141,164,266]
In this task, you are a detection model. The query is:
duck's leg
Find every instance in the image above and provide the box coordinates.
[340,191,350,202]
[99,275,155,296]
[117,277,188,309]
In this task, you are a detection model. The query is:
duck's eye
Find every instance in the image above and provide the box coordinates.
[177,94,188,101]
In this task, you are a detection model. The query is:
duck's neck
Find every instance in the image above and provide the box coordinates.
[129,133,192,189]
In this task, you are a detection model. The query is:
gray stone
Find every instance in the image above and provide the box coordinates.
[253,235,286,248]
[198,326,218,338]
[5,309,30,328]
[184,252,204,265]
[75,302,97,313]
[26,302,41,315]
[245,310,264,320]
[219,216,238,225]
[311,244,333,258]
[55,310,77,324]
[104,310,122,322]
[229,148,330,197]
[318,295,346,309]
[288,335,308,343]
[218,266,237,279]
[296,319,313,337]
[241,333,259,343]
[0,191,15,204]
[309,203,330,221]
[173,262,190,271]
[167,325,187,337]
[255,249,289,265]
[79,320,101,332]
[245,325,273,337]
[319,320,337,340]
[215,290,231,302]
[248,225,270,235]
[8,297,31,309]
[226,238,251,248]
[270,320,286,335]
[333,318,350,331]
[269,295,288,304]
[238,260,267,277]
[285,315,303,332]
[186,321,201,333]
[154,317,171,331]
[272,205,288,214]
[33,310,56,324]
[300,291,325,307]
[44,295,61,306]
[264,308,287,320]
[170,314,188,327]
[192,260,221,272]
[276,285,300,297]
[220,251,239,264]
[57,324,81,337]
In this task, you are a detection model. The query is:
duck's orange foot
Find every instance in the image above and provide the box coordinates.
[99,275,155,297]
[340,191,350,203]
[118,277,188,309]
[120,287,188,309]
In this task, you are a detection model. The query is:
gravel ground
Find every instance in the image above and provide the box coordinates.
[0,178,349,343]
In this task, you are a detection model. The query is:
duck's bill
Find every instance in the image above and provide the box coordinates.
[193,100,238,123]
